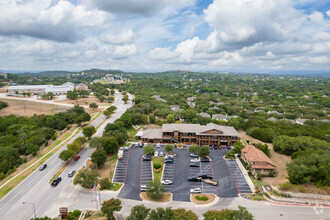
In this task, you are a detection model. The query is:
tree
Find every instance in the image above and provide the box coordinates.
[119,112,132,128]
[78,90,90,98]
[67,143,80,153]
[233,141,245,154]
[143,145,155,156]
[98,95,106,102]
[89,103,98,110]
[26,144,39,156]
[41,92,54,100]
[82,126,96,139]
[166,114,175,123]
[89,137,104,149]
[101,198,122,220]
[199,145,210,158]
[102,137,119,154]
[103,110,111,117]
[122,95,129,103]
[91,149,107,167]
[164,145,173,152]
[110,89,115,95]
[203,209,233,220]
[149,115,156,123]
[126,205,150,220]
[255,143,270,157]
[59,150,75,162]
[73,168,99,188]
[146,180,165,200]
[232,206,254,220]
[67,91,78,100]
[189,145,199,154]
[173,208,198,220]
[107,96,115,103]
[148,207,174,220]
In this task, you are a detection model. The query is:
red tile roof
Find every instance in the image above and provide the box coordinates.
[242,145,276,169]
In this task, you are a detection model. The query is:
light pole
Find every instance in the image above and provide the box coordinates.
[22,201,36,219]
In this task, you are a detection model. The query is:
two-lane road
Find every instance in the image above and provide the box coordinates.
[0,92,133,220]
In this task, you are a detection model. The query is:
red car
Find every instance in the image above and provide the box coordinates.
[74,156,80,161]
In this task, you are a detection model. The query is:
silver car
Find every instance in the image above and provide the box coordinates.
[161,179,173,185]
[154,151,159,157]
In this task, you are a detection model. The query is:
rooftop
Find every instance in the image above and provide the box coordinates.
[242,145,276,168]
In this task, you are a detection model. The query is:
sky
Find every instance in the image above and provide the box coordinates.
[0,0,329,72]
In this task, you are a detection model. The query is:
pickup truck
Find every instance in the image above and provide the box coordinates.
[118,150,123,159]
[203,179,218,186]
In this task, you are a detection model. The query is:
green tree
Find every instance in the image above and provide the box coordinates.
[189,145,199,154]
[110,89,115,95]
[164,145,173,152]
[59,150,75,162]
[26,144,39,156]
[203,209,233,220]
[233,141,245,154]
[67,91,78,100]
[102,137,119,154]
[166,114,175,123]
[91,149,107,167]
[73,168,99,188]
[126,205,150,220]
[101,198,122,220]
[148,207,174,220]
[89,103,98,110]
[89,137,104,149]
[143,145,155,156]
[122,95,129,103]
[232,206,254,220]
[103,110,111,117]
[173,208,198,220]
[107,96,115,103]
[98,95,106,102]
[82,126,96,139]
[78,90,90,98]
[146,180,165,200]
[255,143,270,157]
[199,145,210,158]
[67,143,80,153]
[149,115,156,123]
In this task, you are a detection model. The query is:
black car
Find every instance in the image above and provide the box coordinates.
[51,177,62,187]
[201,158,210,163]
[213,146,218,150]
[39,164,47,171]
[188,175,202,182]
[199,173,212,179]
[164,158,174,164]
[209,145,213,149]
[142,155,152,161]
[189,162,200,167]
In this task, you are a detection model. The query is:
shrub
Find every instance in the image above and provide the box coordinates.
[195,196,208,201]
[0,172,5,180]
[52,133,58,140]
[100,178,111,190]
[153,163,161,170]
[269,171,275,177]
[225,150,235,159]
[257,172,261,180]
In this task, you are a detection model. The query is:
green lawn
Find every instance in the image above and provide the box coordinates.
[127,127,138,141]
[152,157,164,183]
[109,183,123,191]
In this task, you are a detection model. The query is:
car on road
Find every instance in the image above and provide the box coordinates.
[201,158,210,163]
[161,179,173,185]
[51,177,62,187]
[190,187,202,193]
[68,170,76,177]
[190,158,200,163]
[154,151,159,157]
[188,175,202,182]
[189,162,200,167]
[190,153,199,158]
[198,173,213,179]
[142,155,152,161]
[74,156,80,161]
[39,164,47,171]
[159,151,164,157]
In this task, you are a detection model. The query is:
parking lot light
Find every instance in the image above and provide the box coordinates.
[22,201,36,219]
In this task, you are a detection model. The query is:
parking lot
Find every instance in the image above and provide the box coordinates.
[112,149,129,183]
[118,144,252,201]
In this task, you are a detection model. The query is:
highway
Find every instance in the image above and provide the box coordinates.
[0,92,133,220]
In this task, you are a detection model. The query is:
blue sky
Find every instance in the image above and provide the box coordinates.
[0,0,329,72]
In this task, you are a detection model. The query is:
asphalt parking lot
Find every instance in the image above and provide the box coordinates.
[112,149,129,183]
[226,159,252,194]
[118,144,252,201]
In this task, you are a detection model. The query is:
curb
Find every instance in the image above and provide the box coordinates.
[190,193,219,206]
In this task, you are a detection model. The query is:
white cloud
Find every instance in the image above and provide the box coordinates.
[327,10,330,17]
[104,30,135,45]
[149,48,180,60]
[112,44,138,59]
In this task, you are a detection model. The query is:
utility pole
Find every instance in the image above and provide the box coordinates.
[22,202,36,219]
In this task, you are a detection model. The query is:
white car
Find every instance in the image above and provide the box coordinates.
[161,179,173,185]
[159,151,164,157]
[154,151,159,157]
[190,188,202,193]
[156,143,161,148]
[190,158,200,163]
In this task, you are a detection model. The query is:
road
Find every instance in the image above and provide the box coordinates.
[0,92,133,220]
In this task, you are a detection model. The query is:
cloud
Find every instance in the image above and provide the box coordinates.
[103,30,135,45]
[149,48,180,60]
[0,0,106,42]
[84,0,195,16]
[327,10,330,17]
[112,44,138,59]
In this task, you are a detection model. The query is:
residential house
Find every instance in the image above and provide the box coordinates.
[170,105,181,111]
[75,83,88,91]
[242,145,276,178]
[152,95,167,102]
[295,118,308,125]
[199,112,211,118]
[268,117,278,122]
[212,114,230,122]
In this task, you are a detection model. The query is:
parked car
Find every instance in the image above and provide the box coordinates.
[142,155,152,161]
[189,162,200,167]
[190,153,199,158]
[190,187,202,193]
[198,173,213,179]
[201,158,210,163]
[154,151,159,157]
[68,170,76,177]
[120,147,128,151]
[190,158,200,163]
[156,143,161,148]
[213,145,218,150]
[209,145,213,149]
[140,185,147,192]
[74,156,80,161]
[227,146,231,150]
[159,151,164,157]
[39,164,47,171]
[188,175,202,182]
[51,177,62,187]
[161,179,173,185]
[164,158,174,164]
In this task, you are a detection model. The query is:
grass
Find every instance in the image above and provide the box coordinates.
[109,183,122,191]
[152,157,164,182]
[191,193,216,204]
[127,127,138,141]
[195,195,208,201]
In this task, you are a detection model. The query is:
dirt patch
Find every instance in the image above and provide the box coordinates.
[0,98,65,116]
[0,86,8,93]
[191,193,216,205]
[54,96,111,107]
[136,124,162,130]
[238,130,292,187]
[141,192,172,202]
